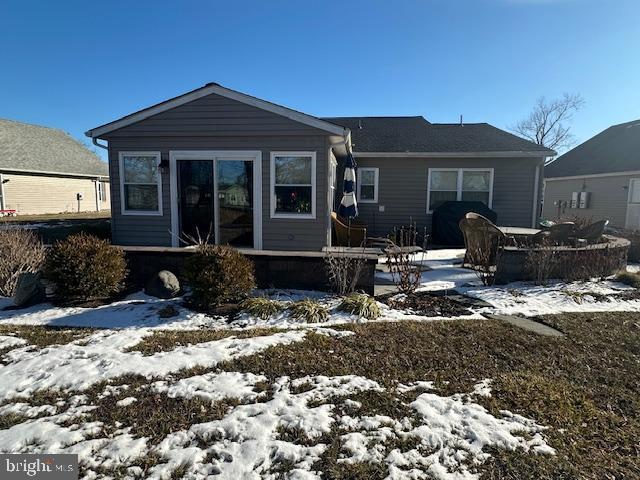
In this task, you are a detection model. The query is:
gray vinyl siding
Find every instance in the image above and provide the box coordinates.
[103,92,334,250]
[104,93,328,137]
[339,156,544,238]
[542,173,640,228]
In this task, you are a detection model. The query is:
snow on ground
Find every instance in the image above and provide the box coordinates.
[377,248,640,317]
[0,334,28,349]
[464,280,640,317]
[0,328,306,400]
[0,363,555,479]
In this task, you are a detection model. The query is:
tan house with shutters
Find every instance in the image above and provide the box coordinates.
[0,119,109,215]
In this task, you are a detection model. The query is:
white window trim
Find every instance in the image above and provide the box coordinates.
[270,151,317,219]
[118,151,163,216]
[426,168,494,214]
[357,167,379,203]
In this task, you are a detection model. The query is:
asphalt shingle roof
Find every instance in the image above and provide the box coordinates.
[545,119,640,178]
[0,119,108,177]
[322,116,554,154]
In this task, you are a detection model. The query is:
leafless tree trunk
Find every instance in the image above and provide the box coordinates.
[510,93,584,157]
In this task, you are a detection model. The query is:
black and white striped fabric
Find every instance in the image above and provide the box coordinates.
[337,152,358,218]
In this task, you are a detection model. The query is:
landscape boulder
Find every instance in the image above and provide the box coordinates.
[12,272,46,307]
[145,270,180,299]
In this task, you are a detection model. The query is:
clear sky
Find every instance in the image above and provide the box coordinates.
[1,0,638,160]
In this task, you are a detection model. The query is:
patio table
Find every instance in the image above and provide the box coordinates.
[498,226,540,236]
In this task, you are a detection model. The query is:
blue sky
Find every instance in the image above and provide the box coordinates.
[1,0,638,160]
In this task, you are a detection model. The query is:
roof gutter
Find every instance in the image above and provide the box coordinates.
[352,151,555,158]
[0,167,108,179]
[329,129,352,156]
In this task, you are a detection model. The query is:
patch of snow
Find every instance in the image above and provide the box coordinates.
[152,371,267,403]
[0,335,27,350]
[338,385,554,480]
[471,378,492,397]
[464,280,640,317]
[0,292,225,330]
[0,402,57,418]
[0,328,306,401]
[627,263,640,273]
[115,397,137,407]
[396,381,436,394]
[148,375,382,479]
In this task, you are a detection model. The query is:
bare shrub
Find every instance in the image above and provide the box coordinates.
[559,245,627,282]
[324,248,367,295]
[466,230,504,287]
[386,221,425,294]
[0,228,46,297]
[386,248,423,294]
[615,229,640,262]
[525,241,557,285]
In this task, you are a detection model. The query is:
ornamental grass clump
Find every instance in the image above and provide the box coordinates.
[287,298,329,323]
[0,228,46,297]
[240,297,286,320]
[46,233,127,301]
[614,271,640,289]
[338,293,381,320]
[184,244,255,311]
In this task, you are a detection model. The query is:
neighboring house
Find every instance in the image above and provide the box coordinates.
[543,119,640,229]
[85,83,553,250]
[0,119,110,215]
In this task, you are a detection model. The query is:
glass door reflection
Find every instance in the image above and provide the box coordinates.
[216,159,254,247]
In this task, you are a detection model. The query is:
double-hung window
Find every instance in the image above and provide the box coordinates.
[271,152,316,218]
[357,167,379,203]
[427,168,493,212]
[119,152,162,215]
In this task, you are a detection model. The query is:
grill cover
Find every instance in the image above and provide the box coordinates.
[431,201,498,246]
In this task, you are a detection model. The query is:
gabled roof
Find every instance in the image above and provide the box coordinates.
[323,116,555,155]
[545,119,640,178]
[85,83,348,139]
[0,119,108,177]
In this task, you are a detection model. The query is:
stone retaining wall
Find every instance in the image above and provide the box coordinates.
[495,235,630,284]
[122,247,377,295]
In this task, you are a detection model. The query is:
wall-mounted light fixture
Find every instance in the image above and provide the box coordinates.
[159,158,170,175]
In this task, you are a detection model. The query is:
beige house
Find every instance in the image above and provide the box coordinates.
[0,119,109,215]
[543,119,640,229]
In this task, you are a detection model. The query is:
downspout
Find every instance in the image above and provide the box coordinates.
[0,172,5,211]
[327,129,352,247]
[531,160,543,227]
[92,137,108,150]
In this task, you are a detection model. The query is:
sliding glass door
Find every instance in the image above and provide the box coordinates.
[216,159,254,248]
[175,154,258,248]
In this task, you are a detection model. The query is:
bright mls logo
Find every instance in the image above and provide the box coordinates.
[0,454,78,480]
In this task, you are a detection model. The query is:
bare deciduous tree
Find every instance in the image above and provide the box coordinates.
[511,93,584,155]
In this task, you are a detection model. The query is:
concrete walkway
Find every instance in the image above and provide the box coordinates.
[484,314,565,337]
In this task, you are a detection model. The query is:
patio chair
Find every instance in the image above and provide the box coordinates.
[460,216,513,268]
[331,212,395,248]
[526,229,552,246]
[547,222,576,245]
[571,219,609,244]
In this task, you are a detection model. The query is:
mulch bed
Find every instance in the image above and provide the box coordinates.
[379,291,474,317]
